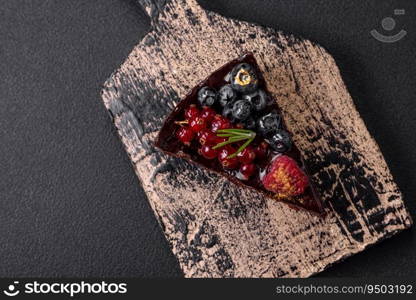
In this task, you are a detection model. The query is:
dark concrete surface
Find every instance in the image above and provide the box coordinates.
[0,0,415,277]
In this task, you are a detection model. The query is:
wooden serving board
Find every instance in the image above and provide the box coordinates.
[101,0,412,277]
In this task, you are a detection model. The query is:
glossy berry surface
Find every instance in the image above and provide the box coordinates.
[254,142,269,161]
[198,87,217,107]
[176,127,194,145]
[267,129,292,153]
[239,163,257,180]
[237,146,256,164]
[189,116,207,133]
[257,111,282,137]
[198,130,217,146]
[232,99,252,121]
[211,115,231,132]
[230,63,259,94]
[221,104,235,122]
[243,89,268,112]
[200,106,216,123]
[219,84,237,107]
[184,104,199,121]
[199,145,218,160]
[262,155,308,197]
[241,116,256,130]
[218,146,240,169]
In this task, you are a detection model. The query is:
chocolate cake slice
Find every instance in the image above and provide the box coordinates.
[155,53,324,214]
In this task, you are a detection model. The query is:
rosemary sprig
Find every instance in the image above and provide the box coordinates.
[213,128,256,158]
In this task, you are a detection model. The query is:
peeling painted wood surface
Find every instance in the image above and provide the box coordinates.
[101,0,412,277]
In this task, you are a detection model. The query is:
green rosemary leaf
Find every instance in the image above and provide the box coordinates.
[217,128,253,134]
[212,136,248,150]
[228,137,254,159]
[213,128,256,155]
[216,132,250,138]
[216,133,240,137]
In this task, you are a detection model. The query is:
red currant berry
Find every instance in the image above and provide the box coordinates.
[176,127,195,145]
[215,136,227,144]
[237,146,256,164]
[200,106,216,123]
[211,115,231,133]
[190,116,207,133]
[199,145,218,160]
[218,146,240,169]
[196,130,204,139]
[239,163,257,179]
[198,130,217,146]
[254,142,269,161]
[184,104,200,121]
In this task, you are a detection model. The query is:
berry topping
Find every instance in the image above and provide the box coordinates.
[211,115,231,132]
[198,130,217,146]
[230,63,258,94]
[267,129,292,153]
[213,129,256,159]
[184,104,200,121]
[216,136,227,144]
[219,84,237,107]
[218,146,240,169]
[176,127,195,145]
[162,56,320,212]
[199,145,218,160]
[243,89,268,112]
[200,106,216,123]
[189,116,207,133]
[241,116,256,130]
[254,142,269,161]
[257,111,282,137]
[232,99,253,121]
[262,155,308,197]
[238,163,257,180]
[222,104,235,122]
[198,87,217,106]
[237,146,256,164]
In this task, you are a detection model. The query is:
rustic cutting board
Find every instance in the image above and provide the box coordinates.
[101,0,412,277]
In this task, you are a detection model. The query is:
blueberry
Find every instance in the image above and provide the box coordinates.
[230,63,258,94]
[243,89,268,112]
[219,84,237,107]
[257,111,282,137]
[198,87,217,106]
[222,103,235,122]
[232,99,253,121]
[267,129,292,153]
[242,117,256,130]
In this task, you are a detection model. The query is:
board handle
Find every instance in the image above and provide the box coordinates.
[136,0,201,24]
[136,0,167,23]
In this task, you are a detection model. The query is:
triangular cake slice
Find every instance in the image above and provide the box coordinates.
[155,53,324,214]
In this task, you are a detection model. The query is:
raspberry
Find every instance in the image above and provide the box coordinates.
[262,155,308,197]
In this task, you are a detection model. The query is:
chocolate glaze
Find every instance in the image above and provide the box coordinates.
[155,53,325,215]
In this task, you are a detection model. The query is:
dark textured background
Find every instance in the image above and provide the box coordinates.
[0,0,415,277]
